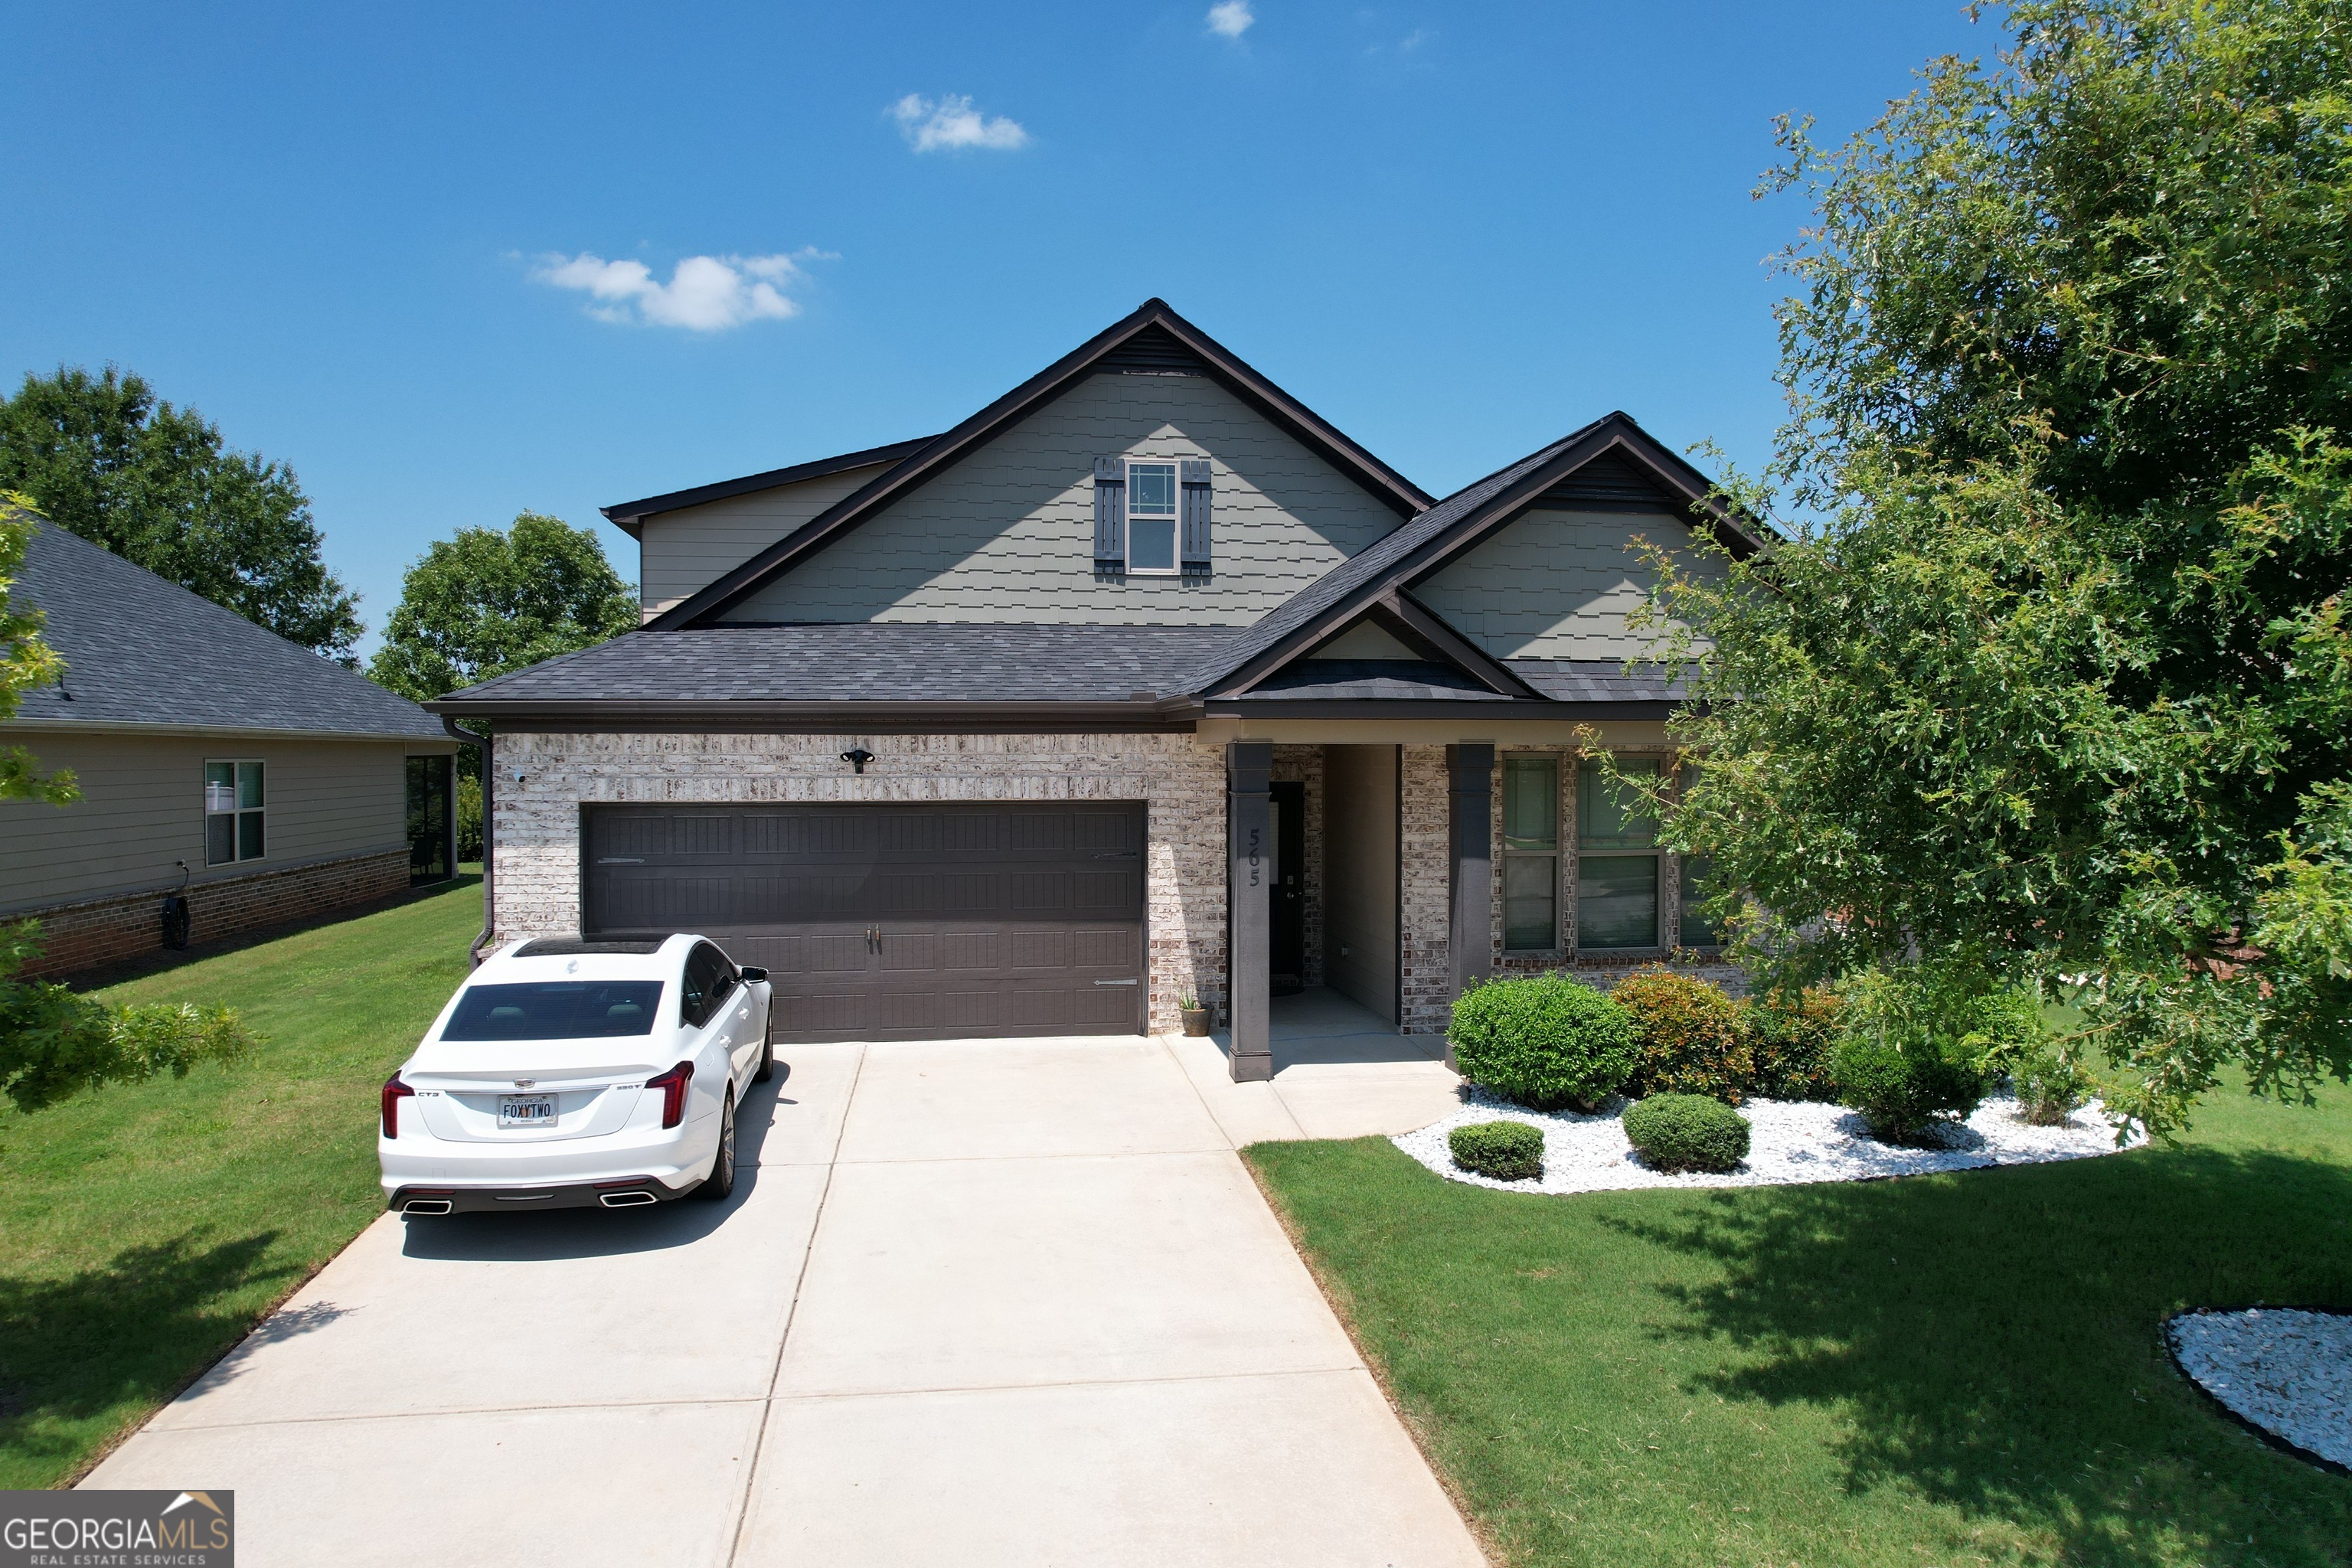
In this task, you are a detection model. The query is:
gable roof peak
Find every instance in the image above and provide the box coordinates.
[645,299,1432,629]
[1184,410,1772,697]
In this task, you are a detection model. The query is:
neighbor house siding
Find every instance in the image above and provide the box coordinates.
[720,371,1405,626]
[635,464,890,620]
[0,731,439,917]
[1414,507,1726,660]
[487,730,1230,1033]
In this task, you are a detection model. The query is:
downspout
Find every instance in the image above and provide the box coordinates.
[442,716,492,966]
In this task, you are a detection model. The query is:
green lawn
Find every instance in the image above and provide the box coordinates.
[0,875,482,1488]
[1248,1083,2352,1568]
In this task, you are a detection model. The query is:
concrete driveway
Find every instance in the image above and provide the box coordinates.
[85,992,1482,1567]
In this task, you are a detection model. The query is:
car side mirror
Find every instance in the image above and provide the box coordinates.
[739,966,768,983]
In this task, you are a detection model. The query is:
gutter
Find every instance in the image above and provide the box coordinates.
[442,715,492,965]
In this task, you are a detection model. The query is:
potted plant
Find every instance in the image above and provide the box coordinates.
[1178,995,1210,1037]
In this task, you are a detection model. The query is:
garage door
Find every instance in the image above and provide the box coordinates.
[580,802,1146,1042]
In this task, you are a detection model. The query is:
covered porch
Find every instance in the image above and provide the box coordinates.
[1210,724,1720,1081]
[1170,985,1465,1142]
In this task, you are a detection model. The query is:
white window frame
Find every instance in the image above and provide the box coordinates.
[204,759,266,866]
[1124,459,1181,577]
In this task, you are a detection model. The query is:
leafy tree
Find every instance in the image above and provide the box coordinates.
[369,511,637,714]
[0,492,75,805]
[0,922,256,1122]
[0,367,362,662]
[1638,0,2351,1134]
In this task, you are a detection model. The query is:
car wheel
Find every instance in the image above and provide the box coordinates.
[700,1095,737,1203]
[753,1031,775,1083]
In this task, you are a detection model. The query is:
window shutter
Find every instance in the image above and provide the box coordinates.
[1093,457,1126,570]
[1179,458,1212,574]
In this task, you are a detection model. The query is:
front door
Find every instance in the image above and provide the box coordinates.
[1269,782,1305,996]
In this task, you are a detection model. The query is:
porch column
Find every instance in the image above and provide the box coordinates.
[1447,743,1494,1002]
[1227,740,1274,1081]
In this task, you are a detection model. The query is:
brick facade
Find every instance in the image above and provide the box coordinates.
[1397,744,1455,1033]
[13,849,413,979]
[490,730,1230,1034]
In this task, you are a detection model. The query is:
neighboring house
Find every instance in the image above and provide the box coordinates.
[433,300,1766,1077]
[1,521,461,976]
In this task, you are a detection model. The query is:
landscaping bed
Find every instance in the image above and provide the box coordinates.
[2168,1308,2352,1474]
[1248,1076,2352,1568]
[1399,1087,2145,1195]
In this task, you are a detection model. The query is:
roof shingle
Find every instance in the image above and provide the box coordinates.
[7,521,447,739]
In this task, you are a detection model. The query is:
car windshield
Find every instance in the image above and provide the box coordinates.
[441,981,665,1040]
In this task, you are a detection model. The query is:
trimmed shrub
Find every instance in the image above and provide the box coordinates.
[1449,974,1638,1112]
[1613,967,1753,1104]
[2013,1048,2091,1125]
[1826,965,2019,1142]
[1743,987,1841,1102]
[1829,1037,1990,1142]
[1449,1119,1545,1181]
[1622,1093,1751,1173]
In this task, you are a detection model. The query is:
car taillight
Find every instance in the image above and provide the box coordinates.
[381,1073,415,1138]
[645,1060,694,1129]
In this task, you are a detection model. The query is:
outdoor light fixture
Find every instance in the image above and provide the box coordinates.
[840,747,876,774]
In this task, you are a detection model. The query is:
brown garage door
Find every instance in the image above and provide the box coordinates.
[580,802,1146,1042]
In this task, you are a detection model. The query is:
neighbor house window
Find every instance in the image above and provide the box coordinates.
[1125,461,1179,574]
[204,760,265,866]
[1502,756,1560,950]
[1576,757,1660,949]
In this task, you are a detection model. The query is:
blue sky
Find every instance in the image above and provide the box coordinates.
[1,2,1992,656]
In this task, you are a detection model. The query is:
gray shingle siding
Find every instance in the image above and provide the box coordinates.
[1414,506,1728,661]
[717,371,1403,626]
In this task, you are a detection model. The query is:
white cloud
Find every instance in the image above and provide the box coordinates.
[1207,1,1255,38]
[531,251,808,332]
[890,93,1029,153]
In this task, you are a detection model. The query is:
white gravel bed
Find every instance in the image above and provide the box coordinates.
[2167,1309,2352,1471]
[1393,1087,2145,1196]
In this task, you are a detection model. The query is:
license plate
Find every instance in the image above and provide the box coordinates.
[498,1095,557,1128]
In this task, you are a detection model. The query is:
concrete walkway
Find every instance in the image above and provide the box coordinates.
[86,991,1480,1567]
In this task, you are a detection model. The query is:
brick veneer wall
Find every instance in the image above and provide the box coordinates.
[490,730,1230,1034]
[1397,745,1455,1033]
[12,849,413,979]
[1269,743,1325,988]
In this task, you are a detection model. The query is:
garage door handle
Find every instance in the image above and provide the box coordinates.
[596,858,645,864]
[1093,978,1138,986]
[1093,851,1138,860]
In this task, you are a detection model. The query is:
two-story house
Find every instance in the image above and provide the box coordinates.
[429,299,1764,1078]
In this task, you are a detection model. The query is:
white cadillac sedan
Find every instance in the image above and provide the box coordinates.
[380,934,773,1216]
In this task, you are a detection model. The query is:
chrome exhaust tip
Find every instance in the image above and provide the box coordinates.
[599,1189,658,1208]
[402,1197,454,1216]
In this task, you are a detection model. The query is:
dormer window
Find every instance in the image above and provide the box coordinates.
[1125,462,1179,574]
